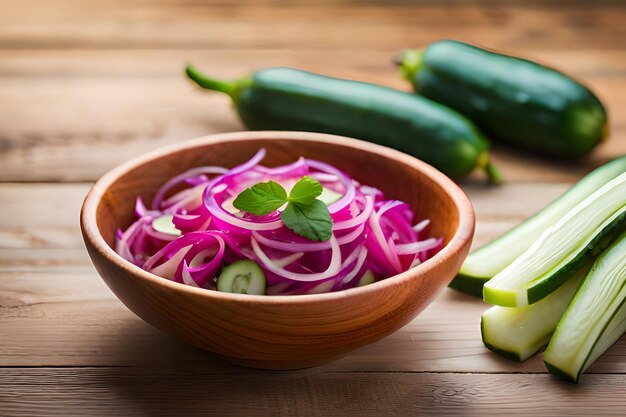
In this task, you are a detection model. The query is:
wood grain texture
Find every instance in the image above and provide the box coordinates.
[1,0,625,50]
[1,0,626,413]
[0,48,623,182]
[1,369,626,417]
[0,1,624,182]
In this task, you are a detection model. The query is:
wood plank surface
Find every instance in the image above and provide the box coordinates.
[1,0,626,415]
[0,48,623,182]
[2,369,626,417]
[0,0,624,182]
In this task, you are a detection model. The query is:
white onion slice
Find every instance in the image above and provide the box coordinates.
[152,166,227,210]
[272,252,305,268]
[412,219,430,233]
[396,238,440,255]
[369,210,403,274]
[342,247,369,284]
[181,260,201,288]
[149,245,193,279]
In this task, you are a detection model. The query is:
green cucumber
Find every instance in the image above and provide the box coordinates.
[318,187,342,206]
[357,270,376,287]
[186,65,501,182]
[152,214,182,236]
[398,40,608,158]
[217,260,266,295]
[450,155,626,297]
[543,233,626,383]
[483,173,626,307]
[481,267,586,361]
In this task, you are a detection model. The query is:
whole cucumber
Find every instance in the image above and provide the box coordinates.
[398,40,608,158]
[186,65,501,182]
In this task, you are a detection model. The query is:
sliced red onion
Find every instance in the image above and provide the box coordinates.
[134,197,159,218]
[359,185,384,201]
[368,210,403,274]
[143,223,179,242]
[149,244,193,279]
[204,188,284,231]
[341,247,369,284]
[164,183,209,214]
[178,235,225,286]
[334,196,373,230]
[396,237,441,255]
[115,217,153,265]
[409,256,422,269]
[305,159,355,214]
[251,235,341,282]
[412,219,430,233]
[254,157,309,178]
[310,172,339,183]
[223,148,266,179]
[272,252,305,268]
[251,223,364,253]
[377,200,405,217]
[116,149,442,295]
[185,174,210,187]
[181,260,201,288]
[152,166,227,210]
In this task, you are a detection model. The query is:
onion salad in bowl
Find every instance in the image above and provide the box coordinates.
[115,149,443,295]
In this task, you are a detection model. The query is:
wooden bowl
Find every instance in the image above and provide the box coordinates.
[81,131,475,370]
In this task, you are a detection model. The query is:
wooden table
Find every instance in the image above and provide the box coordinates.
[1,0,625,415]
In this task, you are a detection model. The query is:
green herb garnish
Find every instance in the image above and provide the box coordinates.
[233,176,333,241]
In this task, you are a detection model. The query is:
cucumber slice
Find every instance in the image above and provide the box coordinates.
[357,270,376,287]
[217,260,266,295]
[152,214,182,236]
[481,267,586,361]
[484,173,626,307]
[543,233,626,383]
[318,187,342,206]
[450,155,626,297]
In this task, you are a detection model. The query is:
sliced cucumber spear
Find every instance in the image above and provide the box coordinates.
[543,233,626,383]
[481,266,587,361]
[483,173,626,307]
[217,260,266,295]
[450,155,626,297]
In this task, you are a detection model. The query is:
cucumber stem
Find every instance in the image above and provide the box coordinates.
[477,152,503,184]
[393,49,423,82]
[485,160,503,184]
[185,64,238,97]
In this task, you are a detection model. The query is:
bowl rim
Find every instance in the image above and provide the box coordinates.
[81,131,475,305]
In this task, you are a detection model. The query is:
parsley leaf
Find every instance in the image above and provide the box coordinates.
[233,175,334,241]
[280,200,333,242]
[232,180,288,215]
[287,176,323,205]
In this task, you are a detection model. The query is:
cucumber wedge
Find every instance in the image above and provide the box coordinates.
[484,173,626,307]
[481,267,586,361]
[543,233,626,383]
[450,155,626,297]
